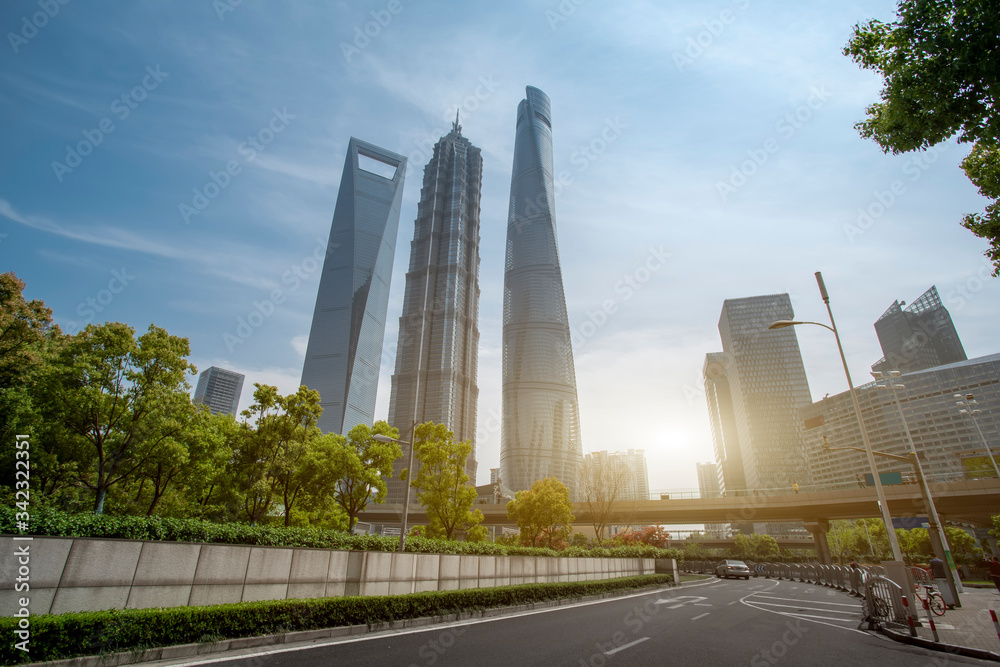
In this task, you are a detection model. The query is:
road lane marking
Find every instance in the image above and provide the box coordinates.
[691,613,710,621]
[750,595,858,607]
[747,601,857,615]
[603,637,649,655]
[693,603,713,607]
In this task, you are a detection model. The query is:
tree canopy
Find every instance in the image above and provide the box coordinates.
[845,0,1000,272]
[506,476,575,548]
[406,421,484,540]
[331,421,401,533]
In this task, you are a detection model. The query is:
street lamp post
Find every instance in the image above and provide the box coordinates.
[374,421,418,553]
[955,393,1000,479]
[768,270,904,563]
[874,371,963,598]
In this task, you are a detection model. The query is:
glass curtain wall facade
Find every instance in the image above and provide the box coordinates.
[703,352,747,495]
[500,86,583,499]
[718,294,812,493]
[386,119,482,503]
[301,138,406,435]
[872,286,966,374]
[193,366,244,416]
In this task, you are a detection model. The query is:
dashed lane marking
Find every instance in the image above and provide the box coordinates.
[603,637,649,656]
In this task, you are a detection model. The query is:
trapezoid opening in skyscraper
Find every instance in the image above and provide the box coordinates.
[499,86,583,499]
[300,137,406,435]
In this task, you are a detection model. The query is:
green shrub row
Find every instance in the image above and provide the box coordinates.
[0,507,683,560]
[0,574,674,664]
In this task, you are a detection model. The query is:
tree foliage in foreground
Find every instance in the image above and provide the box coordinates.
[406,421,484,541]
[845,0,1000,272]
[507,476,575,548]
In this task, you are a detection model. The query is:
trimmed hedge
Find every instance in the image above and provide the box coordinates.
[0,574,674,664]
[0,506,683,560]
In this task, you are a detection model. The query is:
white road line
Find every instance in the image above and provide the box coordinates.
[747,601,857,615]
[739,581,867,635]
[603,637,650,655]
[693,603,713,607]
[727,601,737,605]
[691,613,710,621]
[750,595,859,608]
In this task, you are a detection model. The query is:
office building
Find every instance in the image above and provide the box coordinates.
[717,294,812,492]
[193,366,244,416]
[803,354,1000,486]
[703,352,747,495]
[696,462,721,498]
[386,117,482,503]
[872,285,966,374]
[301,138,406,434]
[499,86,583,498]
[583,449,650,502]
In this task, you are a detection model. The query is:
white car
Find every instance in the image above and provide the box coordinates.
[716,559,751,579]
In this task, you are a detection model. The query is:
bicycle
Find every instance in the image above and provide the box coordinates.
[914,583,946,616]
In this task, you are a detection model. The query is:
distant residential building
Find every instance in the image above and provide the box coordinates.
[300,138,406,435]
[584,449,650,502]
[703,352,747,495]
[386,118,482,504]
[803,354,1000,486]
[193,366,244,416]
[872,285,966,374]
[716,294,812,492]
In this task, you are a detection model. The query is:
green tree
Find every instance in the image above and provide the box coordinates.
[0,272,60,385]
[232,384,326,526]
[0,273,67,496]
[731,534,779,561]
[506,476,575,548]
[895,527,931,565]
[844,0,1000,272]
[44,322,195,514]
[329,421,401,534]
[406,422,483,540]
[943,525,983,566]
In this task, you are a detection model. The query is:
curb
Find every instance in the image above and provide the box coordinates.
[24,580,680,667]
[878,625,1000,663]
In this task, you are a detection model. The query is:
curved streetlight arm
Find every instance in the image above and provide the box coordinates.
[768,319,835,333]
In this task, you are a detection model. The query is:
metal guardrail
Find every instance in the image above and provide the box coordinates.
[680,560,891,601]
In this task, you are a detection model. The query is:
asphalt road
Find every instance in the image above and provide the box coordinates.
[157,578,993,666]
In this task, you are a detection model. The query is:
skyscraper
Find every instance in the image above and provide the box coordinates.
[301,138,406,435]
[385,117,482,503]
[499,86,583,498]
[695,462,721,499]
[582,449,650,502]
[703,352,746,495]
[717,294,812,493]
[872,285,966,374]
[193,366,244,416]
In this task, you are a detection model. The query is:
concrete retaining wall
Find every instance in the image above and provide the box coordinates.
[0,536,663,616]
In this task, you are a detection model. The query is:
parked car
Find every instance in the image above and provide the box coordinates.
[716,559,751,579]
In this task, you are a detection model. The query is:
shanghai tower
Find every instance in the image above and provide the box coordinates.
[385,116,482,503]
[301,137,406,435]
[499,86,583,498]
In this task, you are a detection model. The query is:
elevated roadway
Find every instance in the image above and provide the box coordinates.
[359,478,999,529]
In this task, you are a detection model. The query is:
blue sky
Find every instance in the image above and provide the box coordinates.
[2,0,996,492]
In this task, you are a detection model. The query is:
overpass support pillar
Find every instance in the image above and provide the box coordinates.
[803,520,831,565]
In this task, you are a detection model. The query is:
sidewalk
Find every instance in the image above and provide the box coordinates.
[883,585,1000,660]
